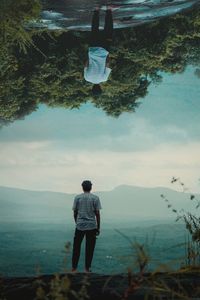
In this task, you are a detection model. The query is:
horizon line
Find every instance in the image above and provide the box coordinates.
[0,183,187,195]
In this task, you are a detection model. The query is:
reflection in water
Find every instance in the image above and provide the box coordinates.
[0,1,200,124]
[38,0,199,30]
[84,9,113,95]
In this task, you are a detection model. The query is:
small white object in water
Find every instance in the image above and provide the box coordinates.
[42,10,64,20]
[101,5,121,11]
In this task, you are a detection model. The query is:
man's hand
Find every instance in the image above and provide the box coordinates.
[96,229,100,236]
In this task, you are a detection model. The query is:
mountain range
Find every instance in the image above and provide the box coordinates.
[0,185,197,225]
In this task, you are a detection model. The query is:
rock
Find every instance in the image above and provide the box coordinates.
[1,272,200,300]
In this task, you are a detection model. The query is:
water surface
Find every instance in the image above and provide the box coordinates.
[37,0,200,30]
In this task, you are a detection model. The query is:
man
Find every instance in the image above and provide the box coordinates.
[72,180,102,272]
[84,8,113,95]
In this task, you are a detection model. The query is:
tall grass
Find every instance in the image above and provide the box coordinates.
[161,178,200,269]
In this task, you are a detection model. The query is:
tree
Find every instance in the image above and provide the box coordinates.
[1,3,200,123]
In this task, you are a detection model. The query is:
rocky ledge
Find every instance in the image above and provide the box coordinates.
[1,271,200,300]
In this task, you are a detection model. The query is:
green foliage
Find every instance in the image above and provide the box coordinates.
[161,178,200,268]
[1,3,200,122]
[0,0,41,125]
[0,0,41,51]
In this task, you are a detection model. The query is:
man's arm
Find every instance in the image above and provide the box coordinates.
[85,60,89,68]
[73,210,78,223]
[106,55,110,67]
[95,210,100,235]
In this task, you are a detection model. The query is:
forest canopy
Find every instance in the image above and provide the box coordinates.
[0,1,200,124]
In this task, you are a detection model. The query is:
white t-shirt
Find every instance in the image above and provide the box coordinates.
[84,47,111,84]
[72,192,102,231]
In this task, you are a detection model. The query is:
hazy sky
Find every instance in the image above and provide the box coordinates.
[0,66,200,193]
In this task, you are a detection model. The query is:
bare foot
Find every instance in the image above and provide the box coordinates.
[84,268,92,273]
[106,5,120,11]
[71,268,77,273]
[94,6,100,12]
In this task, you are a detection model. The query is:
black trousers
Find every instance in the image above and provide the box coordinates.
[72,228,97,270]
[90,10,113,51]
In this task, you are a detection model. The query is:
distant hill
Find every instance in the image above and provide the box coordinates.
[96,185,197,222]
[0,186,73,224]
[0,185,197,224]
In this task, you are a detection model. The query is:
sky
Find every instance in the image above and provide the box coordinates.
[0,66,200,194]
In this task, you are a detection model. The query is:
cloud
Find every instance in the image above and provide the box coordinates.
[1,67,200,153]
[0,66,199,193]
[0,103,196,154]
[0,140,199,193]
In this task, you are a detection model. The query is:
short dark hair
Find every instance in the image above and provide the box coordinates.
[82,180,92,192]
[92,84,102,96]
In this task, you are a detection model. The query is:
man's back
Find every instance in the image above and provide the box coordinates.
[73,193,101,230]
[84,47,111,84]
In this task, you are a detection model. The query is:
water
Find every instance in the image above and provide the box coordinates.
[0,223,187,277]
[34,0,200,30]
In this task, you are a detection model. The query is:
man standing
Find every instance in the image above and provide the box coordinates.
[84,8,113,95]
[72,180,102,272]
